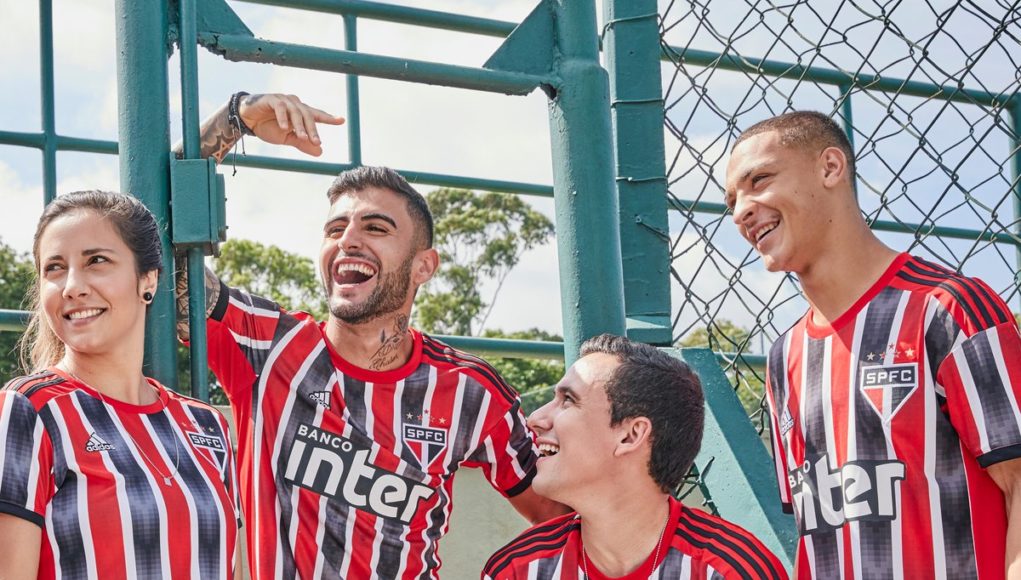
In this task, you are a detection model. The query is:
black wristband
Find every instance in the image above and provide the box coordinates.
[228,91,256,136]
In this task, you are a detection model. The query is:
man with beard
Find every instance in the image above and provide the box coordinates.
[176,93,566,579]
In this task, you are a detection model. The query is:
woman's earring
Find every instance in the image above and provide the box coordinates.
[143,291,153,303]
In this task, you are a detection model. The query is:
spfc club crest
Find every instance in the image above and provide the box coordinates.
[402,423,448,468]
[859,362,918,423]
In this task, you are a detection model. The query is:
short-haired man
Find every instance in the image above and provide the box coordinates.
[725,111,1021,578]
[177,94,566,578]
[483,334,788,579]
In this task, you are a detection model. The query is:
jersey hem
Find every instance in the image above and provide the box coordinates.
[210,279,230,321]
[505,466,537,498]
[0,501,44,527]
[978,443,1021,468]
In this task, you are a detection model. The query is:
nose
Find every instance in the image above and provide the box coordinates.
[731,193,756,227]
[337,225,363,251]
[526,398,555,435]
[61,266,89,300]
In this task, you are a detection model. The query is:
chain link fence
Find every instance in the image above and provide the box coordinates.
[660,0,1021,504]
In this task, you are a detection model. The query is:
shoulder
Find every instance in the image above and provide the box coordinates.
[675,505,787,580]
[895,255,1011,332]
[164,388,231,424]
[3,370,74,409]
[420,333,521,406]
[483,513,579,577]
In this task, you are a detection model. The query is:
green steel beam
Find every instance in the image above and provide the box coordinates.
[669,198,1021,246]
[115,0,178,388]
[343,15,362,166]
[39,0,56,204]
[0,131,119,154]
[0,310,30,332]
[664,46,1013,108]
[603,0,672,346]
[544,0,626,363]
[436,335,565,360]
[199,33,553,96]
[677,346,797,566]
[239,0,516,37]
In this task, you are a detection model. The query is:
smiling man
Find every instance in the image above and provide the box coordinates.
[483,334,787,579]
[725,111,1021,578]
[176,94,566,579]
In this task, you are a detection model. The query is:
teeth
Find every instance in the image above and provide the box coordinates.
[756,222,779,242]
[336,263,376,277]
[68,309,103,320]
[538,443,559,457]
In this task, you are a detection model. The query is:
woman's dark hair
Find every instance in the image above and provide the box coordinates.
[18,190,163,371]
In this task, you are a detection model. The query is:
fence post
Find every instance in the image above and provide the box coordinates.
[547,0,626,363]
[114,0,178,388]
[602,0,673,346]
[1011,97,1021,298]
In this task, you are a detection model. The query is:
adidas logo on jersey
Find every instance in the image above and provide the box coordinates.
[85,432,114,452]
[309,391,331,409]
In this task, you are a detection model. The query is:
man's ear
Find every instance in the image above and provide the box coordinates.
[819,146,849,188]
[613,416,653,458]
[412,247,440,286]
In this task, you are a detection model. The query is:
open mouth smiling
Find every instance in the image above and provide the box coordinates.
[538,443,560,457]
[334,261,378,286]
[65,308,105,321]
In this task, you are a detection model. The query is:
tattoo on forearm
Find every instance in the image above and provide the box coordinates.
[370,315,410,370]
[175,255,222,341]
[172,102,240,163]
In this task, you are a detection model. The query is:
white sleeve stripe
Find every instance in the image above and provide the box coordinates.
[988,329,1021,433]
[953,349,991,453]
[228,295,281,318]
[229,330,274,350]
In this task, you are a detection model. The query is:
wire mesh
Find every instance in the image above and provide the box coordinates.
[660,0,1021,506]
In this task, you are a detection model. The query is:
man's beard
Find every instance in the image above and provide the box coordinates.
[328,253,415,325]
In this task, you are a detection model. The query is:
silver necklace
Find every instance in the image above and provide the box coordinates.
[581,503,670,580]
[67,369,181,487]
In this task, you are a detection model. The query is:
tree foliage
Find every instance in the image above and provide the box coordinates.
[415,188,554,336]
[214,238,327,319]
[481,328,564,414]
[679,319,764,416]
[0,239,35,380]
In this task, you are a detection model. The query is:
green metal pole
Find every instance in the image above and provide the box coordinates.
[547,0,626,363]
[114,0,178,388]
[39,0,57,204]
[602,0,672,346]
[179,0,210,400]
[1011,98,1021,299]
[343,14,362,166]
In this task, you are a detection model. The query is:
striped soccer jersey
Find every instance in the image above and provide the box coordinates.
[0,370,240,579]
[483,496,788,580]
[765,253,1021,578]
[205,284,539,579]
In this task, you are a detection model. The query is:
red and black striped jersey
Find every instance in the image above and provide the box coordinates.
[205,284,539,579]
[765,253,1021,578]
[0,369,240,580]
[483,496,788,579]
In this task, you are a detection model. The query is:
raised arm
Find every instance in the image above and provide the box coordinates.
[172,93,345,162]
[175,255,224,342]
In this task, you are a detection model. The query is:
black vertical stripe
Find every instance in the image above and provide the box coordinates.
[397,365,433,470]
[36,403,86,577]
[0,393,40,516]
[853,287,902,579]
[933,405,977,576]
[319,489,351,577]
[448,382,486,473]
[150,411,222,579]
[961,331,1021,450]
[76,393,164,578]
[801,336,841,577]
[925,303,961,383]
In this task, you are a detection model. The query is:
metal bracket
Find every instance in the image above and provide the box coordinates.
[169,0,253,46]
[169,155,227,254]
[484,0,555,80]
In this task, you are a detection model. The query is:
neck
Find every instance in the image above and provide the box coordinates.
[798,221,899,327]
[59,351,153,405]
[579,488,670,577]
[325,311,415,371]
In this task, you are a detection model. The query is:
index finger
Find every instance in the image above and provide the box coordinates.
[309,107,346,126]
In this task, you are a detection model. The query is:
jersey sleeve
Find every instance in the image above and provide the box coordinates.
[0,390,54,527]
[465,397,538,498]
[937,316,1021,467]
[204,281,285,401]
[765,340,793,512]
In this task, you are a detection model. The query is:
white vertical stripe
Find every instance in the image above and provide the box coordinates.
[251,322,305,577]
[272,339,324,579]
[922,298,947,577]
[0,395,13,488]
[25,417,45,511]
[68,395,125,579]
[364,381,388,575]
[849,305,868,580]
[798,331,817,579]
[885,291,911,580]
[954,352,991,452]
[310,375,335,580]
[821,336,845,573]
[391,378,413,580]
[527,558,540,579]
[417,367,440,577]
[679,554,692,579]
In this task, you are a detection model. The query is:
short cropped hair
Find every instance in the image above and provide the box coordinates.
[326,166,434,249]
[579,334,704,493]
[733,110,856,180]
